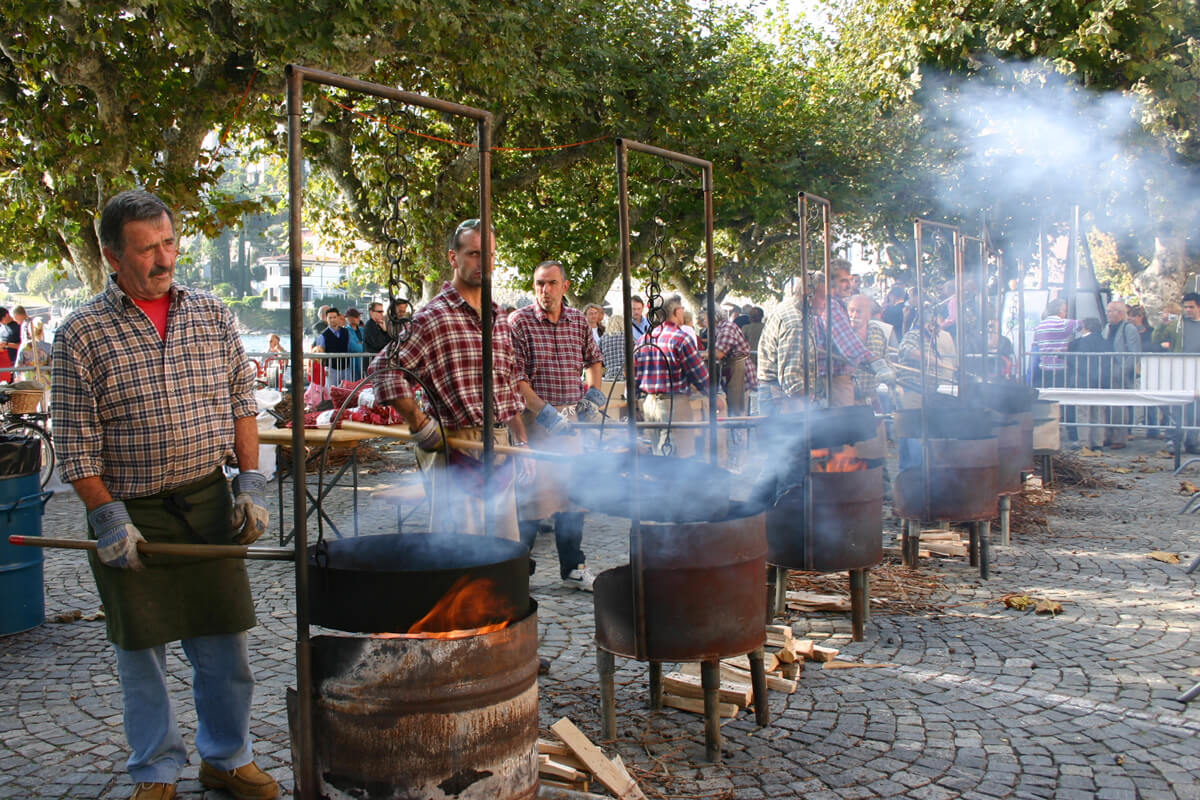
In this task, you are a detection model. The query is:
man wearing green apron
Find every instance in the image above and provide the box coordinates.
[51,190,277,800]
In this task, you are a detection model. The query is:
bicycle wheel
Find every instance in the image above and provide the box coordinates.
[3,421,55,489]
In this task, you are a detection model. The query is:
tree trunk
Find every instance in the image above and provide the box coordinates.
[63,225,105,295]
[1133,231,1192,312]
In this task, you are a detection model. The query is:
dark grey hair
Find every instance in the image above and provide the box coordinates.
[99,190,173,255]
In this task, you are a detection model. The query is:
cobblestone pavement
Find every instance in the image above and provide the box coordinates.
[1,435,1198,799]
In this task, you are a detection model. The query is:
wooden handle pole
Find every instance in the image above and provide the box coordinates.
[8,535,295,561]
[339,420,573,461]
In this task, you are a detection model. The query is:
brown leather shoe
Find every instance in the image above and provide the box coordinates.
[199,761,279,800]
[130,783,176,800]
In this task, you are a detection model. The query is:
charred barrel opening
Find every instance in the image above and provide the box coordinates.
[894,408,999,522]
[290,533,537,799]
[761,405,884,572]
[306,533,529,634]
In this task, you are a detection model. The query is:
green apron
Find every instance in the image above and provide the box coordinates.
[88,469,256,651]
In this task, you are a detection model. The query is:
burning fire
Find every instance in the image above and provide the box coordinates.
[811,445,867,473]
[373,575,517,640]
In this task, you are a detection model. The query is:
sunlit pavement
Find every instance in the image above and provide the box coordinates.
[1,435,1198,799]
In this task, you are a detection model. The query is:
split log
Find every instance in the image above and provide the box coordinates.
[539,754,587,782]
[810,644,839,663]
[661,693,740,718]
[722,653,780,673]
[791,639,817,661]
[680,661,797,694]
[550,718,647,800]
[662,671,753,707]
[785,591,852,612]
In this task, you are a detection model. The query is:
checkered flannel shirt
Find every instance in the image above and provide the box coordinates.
[817,295,874,375]
[712,318,758,390]
[508,303,602,406]
[599,333,626,381]
[634,321,709,394]
[369,282,524,430]
[758,301,818,398]
[51,277,257,498]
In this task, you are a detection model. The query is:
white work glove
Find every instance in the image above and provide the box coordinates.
[535,403,572,435]
[413,416,445,452]
[870,358,896,385]
[230,470,270,545]
[88,501,145,570]
[575,387,608,422]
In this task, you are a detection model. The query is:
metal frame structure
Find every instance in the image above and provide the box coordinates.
[286,64,493,799]
[615,138,716,663]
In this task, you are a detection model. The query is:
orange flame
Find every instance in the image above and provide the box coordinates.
[811,445,867,473]
[371,575,517,640]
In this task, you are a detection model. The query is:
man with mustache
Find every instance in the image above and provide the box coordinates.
[370,218,532,541]
[51,190,277,800]
[508,260,605,590]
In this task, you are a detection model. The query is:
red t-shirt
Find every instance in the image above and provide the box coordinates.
[132,294,171,341]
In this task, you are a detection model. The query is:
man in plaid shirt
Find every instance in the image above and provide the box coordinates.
[699,309,758,417]
[370,219,532,542]
[635,295,710,457]
[820,262,894,405]
[508,261,605,590]
[757,283,820,414]
[52,190,277,800]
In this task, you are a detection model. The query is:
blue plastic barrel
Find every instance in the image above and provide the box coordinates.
[0,469,53,636]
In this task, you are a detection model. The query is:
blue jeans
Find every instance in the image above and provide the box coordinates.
[114,632,254,783]
[899,438,923,472]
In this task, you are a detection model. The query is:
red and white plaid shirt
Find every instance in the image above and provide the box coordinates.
[712,318,758,390]
[370,283,524,429]
[508,302,602,406]
[635,321,709,394]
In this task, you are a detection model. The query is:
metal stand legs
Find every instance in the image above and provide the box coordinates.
[999,494,1012,546]
[597,647,616,740]
[849,568,869,641]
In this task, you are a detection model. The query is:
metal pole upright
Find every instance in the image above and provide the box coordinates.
[284,64,316,800]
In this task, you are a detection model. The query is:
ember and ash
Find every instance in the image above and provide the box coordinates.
[811,445,867,473]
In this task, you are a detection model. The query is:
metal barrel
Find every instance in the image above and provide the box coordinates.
[289,602,539,800]
[0,473,50,636]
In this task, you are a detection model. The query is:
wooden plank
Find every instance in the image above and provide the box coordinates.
[538,740,588,771]
[722,653,780,673]
[550,718,647,800]
[681,662,797,694]
[661,692,740,718]
[786,591,852,612]
[539,754,587,782]
[662,671,753,707]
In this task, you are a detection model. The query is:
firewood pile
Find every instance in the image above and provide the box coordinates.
[538,717,647,798]
[785,564,947,616]
[1050,451,1116,489]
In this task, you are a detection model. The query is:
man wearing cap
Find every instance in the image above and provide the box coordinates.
[370,218,531,541]
[51,189,276,800]
[508,260,605,591]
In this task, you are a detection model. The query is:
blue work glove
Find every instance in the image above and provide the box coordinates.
[89,501,145,570]
[870,358,896,385]
[535,403,572,435]
[576,387,608,422]
[230,470,270,544]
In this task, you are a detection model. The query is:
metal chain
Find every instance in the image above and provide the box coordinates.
[380,103,415,344]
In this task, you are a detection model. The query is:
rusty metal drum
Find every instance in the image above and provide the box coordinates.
[594,512,767,662]
[291,604,539,800]
[766,464,884,571]
[992,415,1024,494]
[894,409,999,522]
